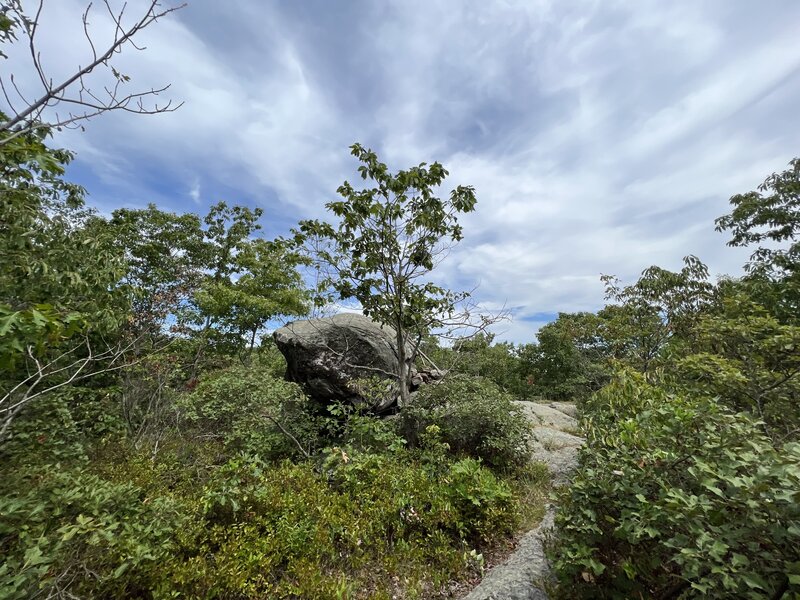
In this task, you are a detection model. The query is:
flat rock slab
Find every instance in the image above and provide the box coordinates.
[530,427,583,484]
[547,402,579,418]
[462,511,555,600]
[513,402,578,432]
[460,401,583,600]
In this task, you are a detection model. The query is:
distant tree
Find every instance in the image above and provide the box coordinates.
[105,204,205,337]
[446,333,525,396]
[194,237,310,359]
[0,0,185,145]
[187,202,310,366]
[298,143,497,406]
[600,255,715,375]
[526,312,610,401]
[716,157,800,323]
[671,282,800,442]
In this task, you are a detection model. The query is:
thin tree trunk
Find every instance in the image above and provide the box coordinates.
[396,327,410,406]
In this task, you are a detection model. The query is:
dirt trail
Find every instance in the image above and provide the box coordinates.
[462,402,583,600]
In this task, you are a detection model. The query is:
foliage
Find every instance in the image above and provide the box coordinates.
[0,122,127,366]
[599,255,715,375]
[105,203,205,336]
[716,158,800,280]
[194,236,310,356]
[523,313,610,401]
[0,465,187,600]
[442,333,528,396]
[0,441,528,599]
[399,374,531,471]
[669,284,800,442]
[0,126,130,442]
[178,363,321,461]
[716,158,800,325]
[548,371,800,599]
[297,143,477,404]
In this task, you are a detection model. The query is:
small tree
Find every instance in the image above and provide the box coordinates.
[715,157,800,324]
[298,143,489,405]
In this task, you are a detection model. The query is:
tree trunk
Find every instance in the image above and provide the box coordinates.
[396,327,410,406]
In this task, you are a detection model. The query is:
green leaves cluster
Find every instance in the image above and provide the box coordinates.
[108,201,310,357]
[549,371,800,599]
[178,362,319,461]
[398,374,532,471]
[297,143,477,404]
[0,121,127,366]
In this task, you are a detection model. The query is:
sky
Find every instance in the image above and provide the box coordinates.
[4,0,800,342]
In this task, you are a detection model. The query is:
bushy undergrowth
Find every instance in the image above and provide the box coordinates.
[178,363,320,461]
[0,366,541,599]
[398,374,532,471]
[548,371,800,599]
[0,447,520,599]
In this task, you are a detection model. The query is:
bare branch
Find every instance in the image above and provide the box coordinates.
[0,334,147,445]
[260,410,311,459]
[0,0,187,143]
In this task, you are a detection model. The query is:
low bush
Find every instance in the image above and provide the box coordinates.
[0,466,187,600]
[178,363,322,461]
[158,451,517,597]
[1,441,527,599]
[548,370,800,599]
[398,374,531,471]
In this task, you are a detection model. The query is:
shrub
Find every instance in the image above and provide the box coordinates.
[0,466,186,600]
[399,374,531,471]
[155,452,518,598]
[178,363,321,460]
[0,385,125,469]
[548,370,800,599]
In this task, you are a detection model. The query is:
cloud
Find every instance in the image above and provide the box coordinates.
[3,0,799,343]
[189,180,201,204]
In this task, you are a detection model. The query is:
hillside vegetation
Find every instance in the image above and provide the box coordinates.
[1,6,799,591]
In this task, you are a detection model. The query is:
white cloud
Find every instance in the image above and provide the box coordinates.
[189,180,201,204]
[3,0,799,343]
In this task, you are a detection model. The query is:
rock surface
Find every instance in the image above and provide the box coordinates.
[273,313,413,412]
[462,402,583,600]
[463,512,555,600]
[514,401,583,485]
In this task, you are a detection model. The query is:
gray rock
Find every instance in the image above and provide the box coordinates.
[513,401,579,432]
[548,401,579,418]
[461,402,583,600]
[529,427,583,484]
[273,313,413,411]
[462,511,555,600]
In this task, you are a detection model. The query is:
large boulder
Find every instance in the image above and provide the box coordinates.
[273,313,414,412]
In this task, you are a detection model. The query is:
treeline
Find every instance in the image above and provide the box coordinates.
[540,161,800,598]
[1,123,547,599]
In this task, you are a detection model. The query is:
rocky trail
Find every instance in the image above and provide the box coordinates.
[462,401,584,600]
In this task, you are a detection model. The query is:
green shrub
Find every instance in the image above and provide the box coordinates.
[548,370,800,599]
[0,466,186,600]
[178,363,321,460]
[0,385,124,468]
[0,430,529,599]
[399,374,531,471]
[154,452,518,598]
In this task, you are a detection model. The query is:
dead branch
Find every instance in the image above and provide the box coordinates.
[0,0,186,145]
[0,334,143,444]
[259,410,311,459]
